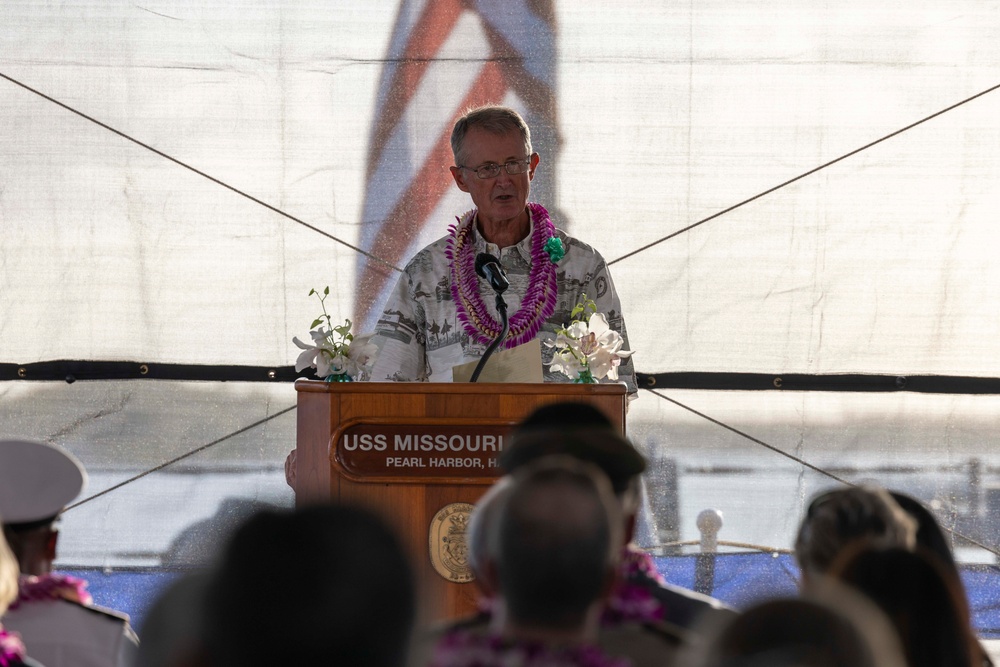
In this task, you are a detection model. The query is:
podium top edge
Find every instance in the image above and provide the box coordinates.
[294,379,627,396]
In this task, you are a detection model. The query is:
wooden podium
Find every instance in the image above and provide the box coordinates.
[293,380,627,620]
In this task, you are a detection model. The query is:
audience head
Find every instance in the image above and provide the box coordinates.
[888,491,959,572]
[794,485,916,582]
[504,402,645,518]
[0,439,87,576]
[689,588,906,667]
[137,571,212,667]
[466,476,513,589]
[487,456,622,634]
[828,545,979,667]
[202,504,414,667]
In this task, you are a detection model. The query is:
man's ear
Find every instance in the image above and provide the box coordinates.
[450,165,470,193]
[527,152,540,180]
[45,528,59,562]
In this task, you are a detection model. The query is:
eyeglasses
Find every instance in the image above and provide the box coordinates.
[458,155,534,180]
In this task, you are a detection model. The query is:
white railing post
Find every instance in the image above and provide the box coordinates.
[697,508,723,553]
[694,508,723,595]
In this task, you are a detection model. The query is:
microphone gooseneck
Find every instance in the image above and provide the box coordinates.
[469,253,510,382]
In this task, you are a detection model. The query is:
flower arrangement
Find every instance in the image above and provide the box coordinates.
[292,287,376,381]
[548,296,633,384]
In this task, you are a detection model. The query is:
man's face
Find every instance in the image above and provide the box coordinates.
[450,126,539,228]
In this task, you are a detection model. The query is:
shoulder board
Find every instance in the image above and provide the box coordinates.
[76,602,133,626]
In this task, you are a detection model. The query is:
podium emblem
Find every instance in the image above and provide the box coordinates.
[429,502,475,583]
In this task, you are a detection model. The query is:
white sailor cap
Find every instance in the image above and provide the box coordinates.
[0,439,87,524]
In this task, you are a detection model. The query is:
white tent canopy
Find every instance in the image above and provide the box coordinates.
[2,1,999,573]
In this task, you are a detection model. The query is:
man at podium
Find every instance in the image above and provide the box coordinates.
[367,105,636,398]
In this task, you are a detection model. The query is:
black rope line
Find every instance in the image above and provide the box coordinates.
[610,81,1000,266]
[645,387,1000,558]
[62,404,297,513]
[8,363,1000,396]
[0,70,401,275]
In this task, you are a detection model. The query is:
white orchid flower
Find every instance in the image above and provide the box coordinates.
[550,347,587,377]
[293,289,371,380]
[294,327,350,377]
[344,335,378,378]
[547,308,634,382]
[292,329,328,373]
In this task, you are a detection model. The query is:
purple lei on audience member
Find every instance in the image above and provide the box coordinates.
[601,547,667,626]
[9,573,93,610]
[446,202,559,349]
[471,546,666,628]
[430,630,631,667]
[0,628,26,667]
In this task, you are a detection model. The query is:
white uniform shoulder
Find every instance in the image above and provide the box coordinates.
[3,598,139,667]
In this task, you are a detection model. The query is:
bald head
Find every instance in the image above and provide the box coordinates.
[491,457,621,630]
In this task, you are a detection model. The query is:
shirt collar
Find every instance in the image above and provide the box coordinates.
[472,210,535,263]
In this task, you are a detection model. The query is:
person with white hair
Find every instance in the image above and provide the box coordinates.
[366,105,636,396]
[505,403,734,630]
[429,456,630,667]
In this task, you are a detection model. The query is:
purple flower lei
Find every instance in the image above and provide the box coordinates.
[601,546,667,625]
[0,628,26,667]
[10,573,93,610]
[447,202,559,348]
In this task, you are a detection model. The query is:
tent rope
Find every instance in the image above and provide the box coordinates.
[62,404,297,513]
[0,70,401,275]
[4,68,996,272]
[609,81,1000,266]
[646,387,1000,559]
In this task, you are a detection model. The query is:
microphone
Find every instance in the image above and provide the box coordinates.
[469,253,510,382]
[475,253,509,293]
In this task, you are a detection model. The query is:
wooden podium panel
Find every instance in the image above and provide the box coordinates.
[294,380,627,620]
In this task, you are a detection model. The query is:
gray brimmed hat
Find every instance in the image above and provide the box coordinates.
[0,439,87,524]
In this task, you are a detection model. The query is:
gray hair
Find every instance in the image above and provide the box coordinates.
[451,105,532,166]
[466,476,513,579]
[795,485,917,579]
[490,455,621,629]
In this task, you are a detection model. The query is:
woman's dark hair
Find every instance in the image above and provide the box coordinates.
[829,546,979,667]
[203,504,415,667]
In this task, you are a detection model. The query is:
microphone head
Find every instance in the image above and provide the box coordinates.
[475,252,500,280]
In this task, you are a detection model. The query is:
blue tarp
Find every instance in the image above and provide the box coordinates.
[66,553,1000,638]
[655,553,1000,638]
